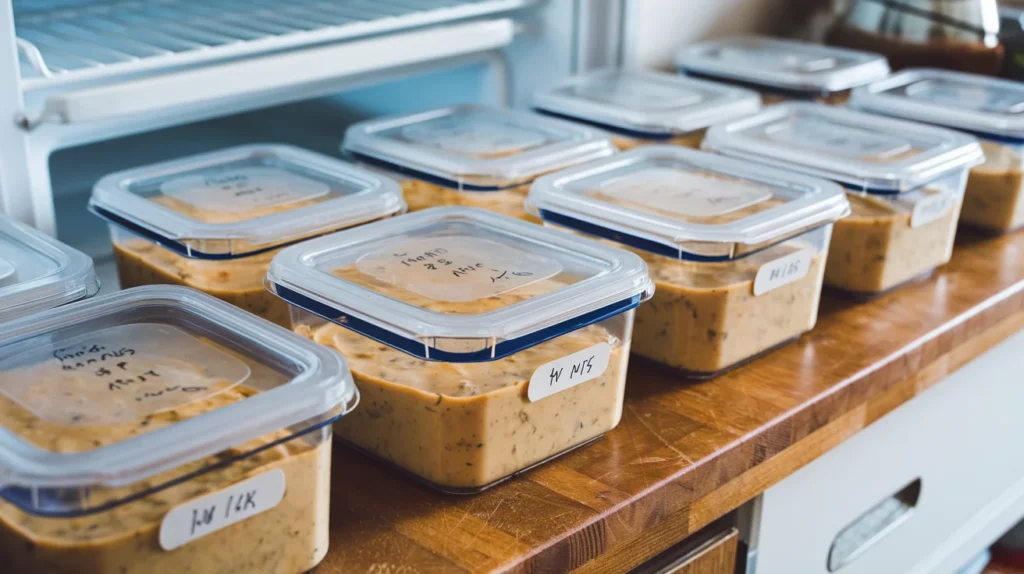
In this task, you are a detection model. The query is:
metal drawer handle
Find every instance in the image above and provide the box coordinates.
[827,478,922,571]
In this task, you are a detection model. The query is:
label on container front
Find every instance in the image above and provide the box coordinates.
[766,118,913,161]
[528,342,611,402]
[577,77,704,110]
[0,256,15,283]
[0,324,251,426]
[401,115,549,157]
[356,236,563,303]
[160,166,330,213]
[753,249,812,296]
[910,192,954,228]
[159,469,286,551]
[597,167,773,218]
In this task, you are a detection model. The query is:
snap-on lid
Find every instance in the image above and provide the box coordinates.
[702,103,984,193]
[341,105,616,191]
[532,68,761,138]
[528,145,849,261]
[90,144,405,259]
[267,207,653,363]
[0,216,99,321]
[674,36,890,96]
[851,68,1024,141]
[0,285,355,517]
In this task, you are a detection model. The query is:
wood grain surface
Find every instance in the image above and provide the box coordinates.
[319,229,1024,574]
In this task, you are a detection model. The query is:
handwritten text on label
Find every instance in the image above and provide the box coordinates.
[753,249,813,296]
[528,342,611,402]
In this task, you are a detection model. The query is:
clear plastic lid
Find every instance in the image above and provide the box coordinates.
[532,68,761,138]
[528,146,849,261]
[674,36,890,96]
[0,285,355,516]
[0,216,99,321]
[702,103,984,193]
[341,105,617,191]
[90,144,405,259]
[851,69,1024,141]
[267,207,653,362]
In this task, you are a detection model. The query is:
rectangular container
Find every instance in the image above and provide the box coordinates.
[528,146,849,377]
[267,207,653,492]
[703,103,984,297]
[0,215,99,321]
[341,105,616,222]
[851,68,1024,233]
[674,36,890,104]
[89,144,405,327]
[0,285,357,574]
[533,68,761,151]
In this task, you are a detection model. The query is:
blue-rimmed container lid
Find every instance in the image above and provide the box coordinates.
[0,216,99,321]
[341,105,616,191]
[89,144,405,259]
[850,68,1024,142]
[702,103,984,193]
[266,207,653,363]
[532,68,761,138]
[527,146,849,261]
[0,285,355,517]
[674,36,890,96]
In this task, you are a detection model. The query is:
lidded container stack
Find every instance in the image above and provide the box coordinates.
[532,68,761,151]
[851,68,1024,233]
[266,207,653,492]
[341,104,616,222]
[674,36,890,104]
[90,144,405,327]
[0,215,99,321]
[528,146,849,377]
[703,103,984,296]
[0,286,357,574]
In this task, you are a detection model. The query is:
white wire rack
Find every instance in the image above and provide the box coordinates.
[14,0,534,90]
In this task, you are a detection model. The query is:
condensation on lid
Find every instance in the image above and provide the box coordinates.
[266,207,653,362]
[702,103,984,193]
[0,216,99,322]
[0,285,354,508]
[851,68,1024,140]
[674,36,890,95]
[341,105,617,190]
[527,146,849,261]
[89,144,405,258]
[532,68,761,137]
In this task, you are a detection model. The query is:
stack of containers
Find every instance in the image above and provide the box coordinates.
[674,36,890,104]
[90,144,405,327]
[703,103,984,297]
[0,286,357,574]
[266,207,653,492]
[532,68,761,150]
[527,146,850,377]
[851,68,1024,233]
[341,104,616,221]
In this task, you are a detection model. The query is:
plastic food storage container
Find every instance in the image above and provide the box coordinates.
[0,215,99,321]
[267,207,653,492]
[851,69,1024,233]
[0,285,356,574]
[528,146,849,377]
[532,68,761,151]
[674,36,890,104]
[341,105,616,222]
[90,144,405,327]
[703,103,984,297]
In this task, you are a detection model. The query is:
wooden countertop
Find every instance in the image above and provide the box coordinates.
[319,229,1024,574]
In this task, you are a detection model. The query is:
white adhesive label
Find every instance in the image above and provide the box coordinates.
[0,256,15,283]
[579,77,703,109]
[598,167,773,217]
[717,46,837,73]
[401,116,548,156]
[907,79,1024,114]
[160,166,330,213]
[528,342,611,402]
[0,324,251,426]
[159,469,285,551]
[753,249,812,296]
[357,236,563,303]
[910,193,954,228]
[766,118,913,160]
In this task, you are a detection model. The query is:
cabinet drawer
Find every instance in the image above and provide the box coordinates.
[753,329,1024,574]
[633,525,739,574]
